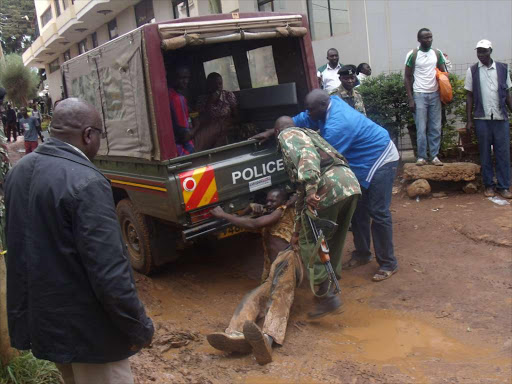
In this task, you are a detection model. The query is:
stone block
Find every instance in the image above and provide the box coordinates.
[407,179,431,198]
[403,162,480,182]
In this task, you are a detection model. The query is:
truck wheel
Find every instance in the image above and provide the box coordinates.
[116,199,153,275]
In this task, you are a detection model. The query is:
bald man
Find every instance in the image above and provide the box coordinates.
[253,91,400,282]
[273,116,360,318]
[4,98,154,384]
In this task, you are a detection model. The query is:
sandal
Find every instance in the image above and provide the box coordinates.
[372,268,398,282]
[343,257,371,270]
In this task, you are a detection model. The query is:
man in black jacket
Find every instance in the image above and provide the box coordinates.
[4,98,154,384]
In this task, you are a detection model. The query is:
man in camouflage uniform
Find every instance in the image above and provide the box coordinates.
[330,64,367,115]
[275,116,361,318]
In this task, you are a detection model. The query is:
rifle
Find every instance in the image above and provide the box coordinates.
[305,208,340,294]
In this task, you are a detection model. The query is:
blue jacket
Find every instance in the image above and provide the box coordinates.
[293,96,393,188]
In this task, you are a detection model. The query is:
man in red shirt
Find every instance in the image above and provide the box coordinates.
[168,67,195,156]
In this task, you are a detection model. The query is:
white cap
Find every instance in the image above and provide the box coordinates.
[475,39,492,49]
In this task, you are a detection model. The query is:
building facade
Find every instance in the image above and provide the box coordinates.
[23,0,512,104]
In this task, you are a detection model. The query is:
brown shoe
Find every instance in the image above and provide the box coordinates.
[207,332,252,354]
[243,321,273,365]
[484,187,495,197]
[497,189,512,199]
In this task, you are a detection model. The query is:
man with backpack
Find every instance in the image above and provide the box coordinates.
[404,28,447,166]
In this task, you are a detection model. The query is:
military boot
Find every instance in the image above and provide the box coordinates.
[308,280,343,319]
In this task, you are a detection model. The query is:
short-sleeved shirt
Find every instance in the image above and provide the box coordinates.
[19,117,38,142]
[405,48,445,93]
[464,62,512,121]
[317,62,342,92]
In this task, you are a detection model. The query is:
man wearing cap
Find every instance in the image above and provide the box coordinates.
[404,28,447,167]
[317,48,342,92]
[330,64,367,115]
[464,39,512,199]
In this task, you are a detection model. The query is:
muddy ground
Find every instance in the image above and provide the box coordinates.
[131,186,512,384]
[7,139,512,384]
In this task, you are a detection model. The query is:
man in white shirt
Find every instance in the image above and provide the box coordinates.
[317,48,342,92]
[404,28,447,166]
[464,39,512,199]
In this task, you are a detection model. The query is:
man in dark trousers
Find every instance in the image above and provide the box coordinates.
[4,98,154,384]
[4,104,17,143]
[464,39,512,199]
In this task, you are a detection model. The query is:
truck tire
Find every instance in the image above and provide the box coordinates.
[116,199,153,275]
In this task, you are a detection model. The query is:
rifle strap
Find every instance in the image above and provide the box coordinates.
[300,209,332,298]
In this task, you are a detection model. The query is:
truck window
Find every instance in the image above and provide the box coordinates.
[247,46,278,89]
[203,56,240,92]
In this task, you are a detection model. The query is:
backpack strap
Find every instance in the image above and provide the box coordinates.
[410,48,419,71]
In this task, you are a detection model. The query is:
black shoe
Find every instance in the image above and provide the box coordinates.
[206,332,252,354]
[308,282,343,319]
[243,321,273,365]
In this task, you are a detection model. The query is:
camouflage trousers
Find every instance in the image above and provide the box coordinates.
[298,195,359,287]
[225,249,303,345]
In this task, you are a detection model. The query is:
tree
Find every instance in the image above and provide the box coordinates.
[0,54,39,106]
[0,0,36,55]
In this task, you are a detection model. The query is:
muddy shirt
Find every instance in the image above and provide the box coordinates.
[260,205,295,282]
[329,84,366,115]
[277,127,361,231]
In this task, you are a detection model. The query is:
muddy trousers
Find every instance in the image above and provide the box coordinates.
[299,195,359,287]
[225,249,301,345]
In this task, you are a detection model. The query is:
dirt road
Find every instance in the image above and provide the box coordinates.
[7,143,510,383]
[131,188,512,384]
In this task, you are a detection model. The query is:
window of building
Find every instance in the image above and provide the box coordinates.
[257,0,274,11]
[92,32,98,48]
[247,46,278,88]
[54,0,61,17]
[108,19,118,40]
[78,38,87,54]
[41,6,53,27]
[307,0,350,40]
[135,0,155,27]
[62,0,68,10]
[172,0,190,18]
[63,49,71,62]
[49,58,60,74]
[203,56,240,92]
[209,0,222,14]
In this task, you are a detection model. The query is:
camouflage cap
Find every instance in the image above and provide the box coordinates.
[338,64,357,76]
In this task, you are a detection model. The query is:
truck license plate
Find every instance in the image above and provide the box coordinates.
[217,225,245,239]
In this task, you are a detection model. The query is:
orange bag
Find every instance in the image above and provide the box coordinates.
[436,68,453,104]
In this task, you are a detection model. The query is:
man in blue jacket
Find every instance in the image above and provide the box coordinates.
[5,98,154,383]
[253,90,399,281]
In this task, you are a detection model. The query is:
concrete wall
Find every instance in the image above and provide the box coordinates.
[116,6,138,35]
[153,0,174,22]
[46,66,63,104]
[301,0,512,75]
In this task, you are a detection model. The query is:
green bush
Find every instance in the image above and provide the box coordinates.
[358,72,410,142]
[0,352,61,384]
[358,71,469,158]
[0,54,39,106]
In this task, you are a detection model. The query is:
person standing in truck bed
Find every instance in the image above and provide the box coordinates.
[195,72,239,151]
[168,66,196,156]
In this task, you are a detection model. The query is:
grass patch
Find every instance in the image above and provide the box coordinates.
[0,352,61,384]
